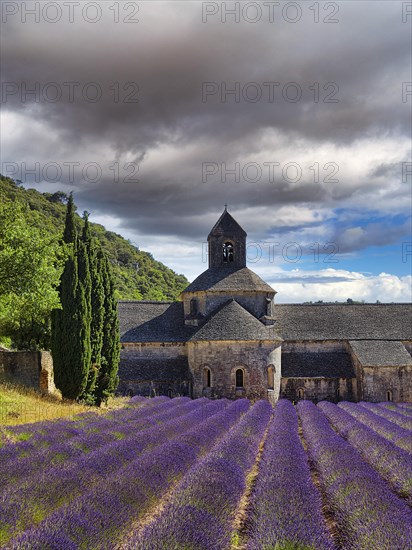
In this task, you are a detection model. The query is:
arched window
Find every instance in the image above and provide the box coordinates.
[223,242,234,263]
[190,298,198,316]
[387,389,393,402]
[167,389,173,398]
[267,366,275,390]
[297,388,304,399]
[236,368,244,388]
[336,387,340,400]
[203,367,211,388]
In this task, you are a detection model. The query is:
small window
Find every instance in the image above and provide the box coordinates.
[203,367,211,388]
[297,388,304,399]
[267,366,275,390]
[236,368,244,388]
[167,389,173,398]
[387,390,393,402]
[190,298,198,316]
[336,388,340,399]
[223,242,234,263]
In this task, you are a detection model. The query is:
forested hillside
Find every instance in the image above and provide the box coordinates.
[0,175,188,301]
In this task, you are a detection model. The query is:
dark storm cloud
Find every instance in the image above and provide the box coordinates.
[1,1,411,253]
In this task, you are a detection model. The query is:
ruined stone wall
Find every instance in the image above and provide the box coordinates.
[0,351,55,393]
[187,340,281,401]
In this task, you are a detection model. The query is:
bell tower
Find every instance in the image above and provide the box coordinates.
[208,207,247,269]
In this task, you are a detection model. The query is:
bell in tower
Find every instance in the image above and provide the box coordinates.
[208,207,247,269]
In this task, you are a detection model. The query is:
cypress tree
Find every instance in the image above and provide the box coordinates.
[95,255,120,405]
[52,198,119,404]
[51,241,90,399]
[63,192,76,244]
[81,212,104,399]
[76,235,92,401]
[51,250,76,397]
[51,197,91,400]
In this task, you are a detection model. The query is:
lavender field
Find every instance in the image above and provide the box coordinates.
[0,397,411,549]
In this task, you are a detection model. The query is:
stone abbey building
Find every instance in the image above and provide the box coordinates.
[118,209,412,403]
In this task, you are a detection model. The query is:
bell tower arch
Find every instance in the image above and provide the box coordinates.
[208,207,247,268]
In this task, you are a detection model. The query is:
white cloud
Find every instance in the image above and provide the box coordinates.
[268,269,412,303]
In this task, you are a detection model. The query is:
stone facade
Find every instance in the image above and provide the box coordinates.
[118,209,412,404]
[188,340,281,404]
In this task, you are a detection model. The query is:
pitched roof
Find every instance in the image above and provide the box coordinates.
[183,266,275,293]
[118,356,191,381]
[349,340,412,367]
[275,303,412,341]
[208,209,247,238]
[189,299,279,341]
[281,350,355,378]
[119,301,195,343]
[118,301,412,344]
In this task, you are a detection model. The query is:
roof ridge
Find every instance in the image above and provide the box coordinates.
[119,300,175,304]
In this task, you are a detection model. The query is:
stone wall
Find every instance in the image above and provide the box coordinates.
[183,290,273,322]
[118,342,191,398]
[280,377,356,402]
[0,351,55,393]
[280,340,356,402]
[361,366,412,402]
[187,340,281,401]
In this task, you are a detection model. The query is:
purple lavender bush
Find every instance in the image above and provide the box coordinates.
[318,401,412,504]
[360,402,412,431]
[0,398,217,545]
[298,400,412,550]
[246,399,335,550]
[7,399,250,549]
[129,400,272,550]
[338,401,412,453]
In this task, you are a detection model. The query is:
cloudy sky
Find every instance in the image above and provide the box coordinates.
[1,0,411,302]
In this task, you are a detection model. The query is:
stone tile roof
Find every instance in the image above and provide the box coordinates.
[349,340,412,367]
[118,356,191,381]
[183,266,275,293]
[281,350,355,378]
[119,301,195,343]
[118,301,412,343]
[208,209,247,238]
[275,303,412,341]
[189,299,280,342]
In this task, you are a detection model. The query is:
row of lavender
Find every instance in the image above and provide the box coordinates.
[245,399,335,550]
[2,397,411,548]
[0,395,166,465]
[360,401,412,430]
[337,402,412,454]
[128,400,272,549]
[7,398,253,549]
[298,401,412,549]
[320,402,412,505]
[0,397,242,547]
[0,397,205,493]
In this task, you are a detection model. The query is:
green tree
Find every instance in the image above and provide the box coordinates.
[95,255,120,405]
[77,236,92,402]
[0,199,64,349]
[51,199,91,400]
[81,212,104,400]
[52,246,88,399]
[63,192,76,244]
